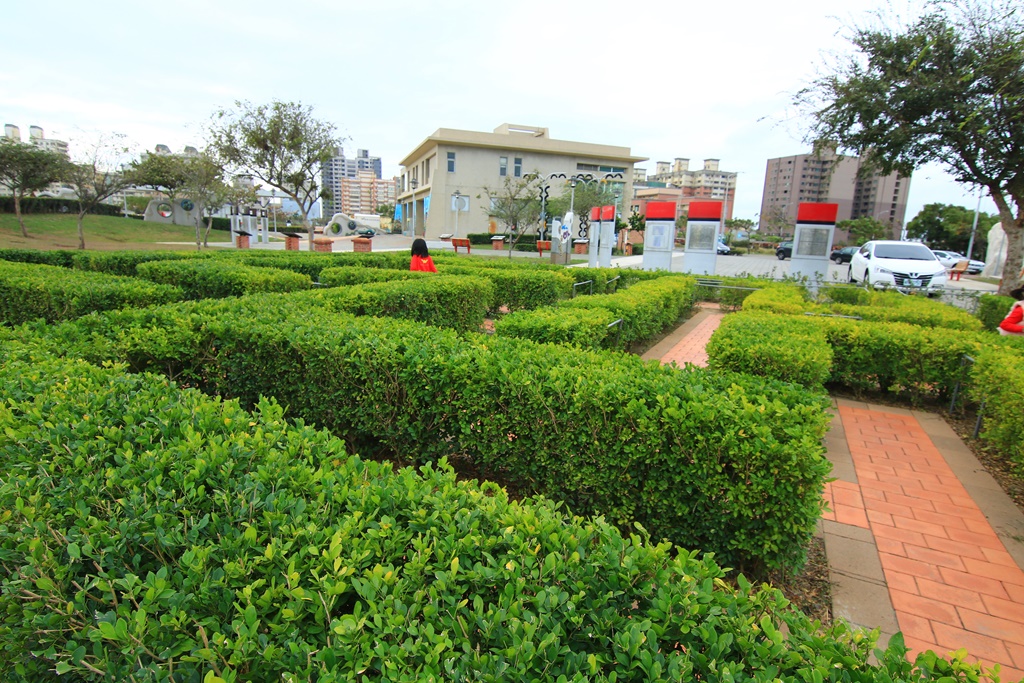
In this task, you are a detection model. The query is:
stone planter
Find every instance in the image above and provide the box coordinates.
[491,237,507,251]
[353,237,372,253]
[313,237,333,253]
[284,236,300,251]
[235,234,250,249]
[573,239,589,255]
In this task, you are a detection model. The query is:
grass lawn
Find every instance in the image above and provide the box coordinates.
[0,213,233,251]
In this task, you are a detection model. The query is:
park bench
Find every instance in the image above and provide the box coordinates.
[536,240,552,256]
[949,259,969,281]
[451,237,471,254]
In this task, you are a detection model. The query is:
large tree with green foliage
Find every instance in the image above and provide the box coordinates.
[797,0,1024,293]
[0,139,66,238]
[129,151,190,224]
[836,216,893,244]
[179,150,238,250]
[208,100,342,246]
[906,202,995,257]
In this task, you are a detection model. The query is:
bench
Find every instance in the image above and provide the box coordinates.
[949,259,969,281]
[451,237,471,254]
[536,240,552,257]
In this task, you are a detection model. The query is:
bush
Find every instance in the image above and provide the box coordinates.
[40,297,829,574]
[494,306,618,348]
[72,249,209,277]
[0,195,122,215]
[0,248,76,268]
[0,260,183,325]
[977,293,1015,332]
[441,266,573,312]
[136,259,312,299]
[1,353,987,681]
[318,266,427,287]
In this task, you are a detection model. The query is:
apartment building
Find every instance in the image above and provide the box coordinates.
[397,123,646,239]
[3,124,69,157]
[759,149,911,239]
[322,148,387,216]
[645,158,737,220]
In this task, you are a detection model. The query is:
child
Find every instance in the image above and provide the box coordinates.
[998,286,1024,336]
[410,238,438,273]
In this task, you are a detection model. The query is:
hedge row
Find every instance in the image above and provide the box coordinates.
[218,251,411,280]
[442,266,574,312]
[494,307,619,349]
[71,249,211,277]
[554,276,697,349]
[0,260,183,325]
[0,195,122,215]
[41,296,831,575]
[318,266,427,287]
[744,285,983,331]
[0,248,77,268]
[2,352,989,681]
[977,293,1015,332]
[135,259,313,299]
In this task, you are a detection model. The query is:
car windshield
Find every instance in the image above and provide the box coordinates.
[875,244,936,261]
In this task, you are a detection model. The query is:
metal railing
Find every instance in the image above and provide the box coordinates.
[572,280,594,297]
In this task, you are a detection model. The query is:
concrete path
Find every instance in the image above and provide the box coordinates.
[653,304,1024,680]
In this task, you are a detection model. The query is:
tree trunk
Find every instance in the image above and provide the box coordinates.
[14,194,27,238]
[194,217,202,251]
[77,212,87,250]
[992,189,1023,295]
[204,216,214,248]
[306,221,315,251]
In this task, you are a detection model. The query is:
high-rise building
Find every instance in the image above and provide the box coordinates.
[3,124,69,157]
[644,158,737,220]
[759,149,911,240]
[322,148,384,216]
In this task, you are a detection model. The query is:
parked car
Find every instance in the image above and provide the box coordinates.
[830,246,859,264]
[776,241,793,260]
[849,240,947,295]
[351,226,376,237]
[716,241,731,255]
[930,249,984,274]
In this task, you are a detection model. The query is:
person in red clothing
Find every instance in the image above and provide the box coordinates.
[998,286,1024,336]
[410,238,438,273]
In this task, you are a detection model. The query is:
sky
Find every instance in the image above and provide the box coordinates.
[1,0,999,226]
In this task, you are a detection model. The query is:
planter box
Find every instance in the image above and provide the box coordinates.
[491,237,507,251]
[235,234,250,250]
[573,239,589,255]
[353,237,372,253]
[284,236,300,251]
[313,237,333,253]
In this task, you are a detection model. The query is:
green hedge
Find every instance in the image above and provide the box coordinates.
[1,353,989,681]
[494,306,618,348]
[745,285,983,331]
[40,297,830,575]
[0,261,183,325]
[0,195,122,215]
[318,266,427,287]
[693,276,770,311]
[135,259,312,299]
[706,313,834,390]
[557,276,696,349]
[970,346,1024,469]
[441,266,574,312]
[977,293,1015,332]
[0,248,76,268]
[71,249,210,277]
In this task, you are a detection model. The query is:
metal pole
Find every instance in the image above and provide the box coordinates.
[967,189,983,260]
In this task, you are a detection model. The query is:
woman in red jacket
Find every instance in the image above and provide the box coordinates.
[410,238,438,273]
[998,286,1024,336]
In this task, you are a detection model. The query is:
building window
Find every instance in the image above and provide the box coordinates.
[447,152,455,173]
[499,156,508,177]
[514,157,522,177]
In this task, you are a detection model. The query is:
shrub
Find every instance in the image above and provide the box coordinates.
[441,266,574,312]
[494,306,618,348]
[970,346,1024,469]
[977,293,1015,332]
[1,354,987,681]
[0,248,76,268]
[136,259,312,299]
[71,249,209,276]
[0,260,183,325]
[318,266,427,287]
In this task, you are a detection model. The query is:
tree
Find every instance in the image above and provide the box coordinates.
[797,0,1024,293]
[129,152,190,224]
[906,202,995,256]
[627,212,645,233]
[547,179,619,237]
[480,175,542,259]
[61,135,134,250]
[209,100,342,246]
[179,151,234,250]
[836,216,892,244]
[375,203,394,218]
[0,139,66,238]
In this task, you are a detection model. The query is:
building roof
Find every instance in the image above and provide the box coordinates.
[399,123,647,167]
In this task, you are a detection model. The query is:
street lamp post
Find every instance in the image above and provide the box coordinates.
[452,190,464,238]
[271,189,277,232]
[409,178,419,237]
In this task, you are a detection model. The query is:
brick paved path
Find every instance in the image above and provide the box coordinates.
[656,308,1024,680]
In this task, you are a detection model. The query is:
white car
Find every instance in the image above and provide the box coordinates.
[930,249,985,274]
[849,241,947,295]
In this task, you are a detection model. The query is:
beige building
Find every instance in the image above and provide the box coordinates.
[645,158,738,220]
[759,149,911,240]
[397,123,646,239]
[332,170,397,216]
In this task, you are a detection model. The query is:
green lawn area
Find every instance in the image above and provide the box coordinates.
[0,213,232,251]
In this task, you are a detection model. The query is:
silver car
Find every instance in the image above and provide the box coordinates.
[931,249,985,274]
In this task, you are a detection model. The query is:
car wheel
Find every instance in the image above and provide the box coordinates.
[777,252,785,260]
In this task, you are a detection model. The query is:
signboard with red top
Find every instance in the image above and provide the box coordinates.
[643,201,678,271]
[790,202,839,286]
[681,201,723,275]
